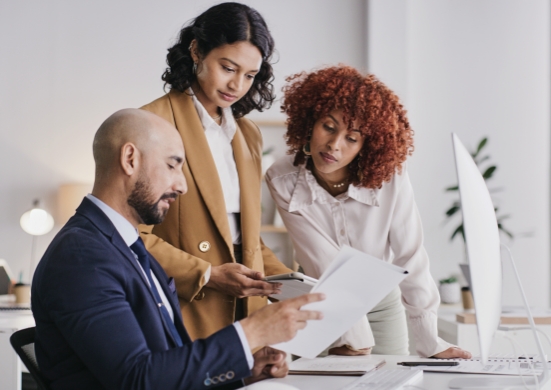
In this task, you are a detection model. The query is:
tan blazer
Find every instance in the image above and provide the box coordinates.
[140,91,292,340]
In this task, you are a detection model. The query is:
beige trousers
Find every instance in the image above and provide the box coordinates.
[368,287,409,355]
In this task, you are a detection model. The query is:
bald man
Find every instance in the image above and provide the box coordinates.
[31,109,323,390]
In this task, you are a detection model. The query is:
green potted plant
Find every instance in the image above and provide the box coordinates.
[444,137,513,242]
[438,276,460,304]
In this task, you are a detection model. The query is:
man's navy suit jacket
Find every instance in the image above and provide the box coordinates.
[31,197,250,389]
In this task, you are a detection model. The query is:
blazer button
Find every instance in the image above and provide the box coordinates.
[199,241,211,252]
[195,291,205,301]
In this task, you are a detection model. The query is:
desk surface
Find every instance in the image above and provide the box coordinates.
[0,308,34,329]
[269,354,551,390]
[2,302,549,390]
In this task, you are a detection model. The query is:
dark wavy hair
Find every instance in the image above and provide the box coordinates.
[162,2,275,118]
[282,66,414,189]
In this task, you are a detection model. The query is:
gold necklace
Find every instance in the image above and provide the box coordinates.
[333,181,347,188]
[210,107,222,121]
[210,114,222,126]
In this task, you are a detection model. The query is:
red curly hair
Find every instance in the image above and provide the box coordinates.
[281,66,414,189]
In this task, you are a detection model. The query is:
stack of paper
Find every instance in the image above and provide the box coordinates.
[289,355,386,376]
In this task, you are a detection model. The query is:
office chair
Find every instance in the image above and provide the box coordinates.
[10,326,51,390]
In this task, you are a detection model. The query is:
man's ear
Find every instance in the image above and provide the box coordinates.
[120,142,139,176]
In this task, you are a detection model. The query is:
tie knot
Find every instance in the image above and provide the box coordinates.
[130,237,148,258]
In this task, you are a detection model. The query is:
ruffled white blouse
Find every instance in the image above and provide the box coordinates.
[265,155,452,357]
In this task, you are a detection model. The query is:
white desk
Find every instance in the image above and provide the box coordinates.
[269,354,551,389]
[0,304,35,390]
[438,304,551,357]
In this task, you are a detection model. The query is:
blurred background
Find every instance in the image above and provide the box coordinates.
[0,0,548,308]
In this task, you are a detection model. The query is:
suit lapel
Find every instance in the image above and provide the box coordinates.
[77,198,188,345]
[168,91,234,254]
[78,199,163,300]
[232,124,261,263]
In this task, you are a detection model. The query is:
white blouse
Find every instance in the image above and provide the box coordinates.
[265,155,452,357]
[190,89,241,244]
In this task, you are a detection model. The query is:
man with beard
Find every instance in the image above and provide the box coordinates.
[31,108,324,390]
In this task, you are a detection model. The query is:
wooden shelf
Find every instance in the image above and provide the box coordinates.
[254,120,286,127]
[260,225,287,233]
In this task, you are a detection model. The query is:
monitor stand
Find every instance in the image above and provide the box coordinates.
[449,245,549,389]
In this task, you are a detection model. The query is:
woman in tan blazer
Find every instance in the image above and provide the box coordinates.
[140,3,292,340]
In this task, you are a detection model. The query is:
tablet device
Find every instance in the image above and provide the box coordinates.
[264,272,318,301]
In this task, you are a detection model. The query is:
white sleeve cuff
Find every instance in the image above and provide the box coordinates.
[203,265,211,284]
[233,322,254,369]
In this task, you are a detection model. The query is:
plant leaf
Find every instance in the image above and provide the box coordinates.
[451,224,464,241]
[482,165,497,179]
[498,224,514,239]
[446,185,459,191]
[262,147,275,156]
[446,205,460,217]
[439,276,458,284]
[472,137,488,158]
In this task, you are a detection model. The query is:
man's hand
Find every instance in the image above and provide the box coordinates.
[240,293,325,350]
[244,347,288,385]
[206,263,282,298]
[432,346,472,359]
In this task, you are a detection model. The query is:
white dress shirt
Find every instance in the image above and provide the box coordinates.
[86,194,253,367]
[265,156,453,357]
[190,89,241,245]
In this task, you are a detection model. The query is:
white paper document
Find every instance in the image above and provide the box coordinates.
[272,246,408,358]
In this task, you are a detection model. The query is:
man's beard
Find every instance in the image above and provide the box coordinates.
[127,175,177,225]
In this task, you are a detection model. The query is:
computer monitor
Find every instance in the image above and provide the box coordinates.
[449,133,548,388]
[452,133,502,364]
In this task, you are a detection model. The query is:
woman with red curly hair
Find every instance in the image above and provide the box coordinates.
[266,66,471,359]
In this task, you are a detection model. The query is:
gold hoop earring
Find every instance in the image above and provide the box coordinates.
[302,142,312,156]
[302,132,313,156]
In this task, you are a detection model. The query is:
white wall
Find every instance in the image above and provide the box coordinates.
[368,0,551,308]
[0,0,367,282]
[3,0,548,309]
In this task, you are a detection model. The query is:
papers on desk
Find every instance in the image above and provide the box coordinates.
[272,246,408,358]
[289,355,386,376]
[420,358,550,376]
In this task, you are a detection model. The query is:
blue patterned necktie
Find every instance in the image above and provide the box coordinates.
[130,237,183,347]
